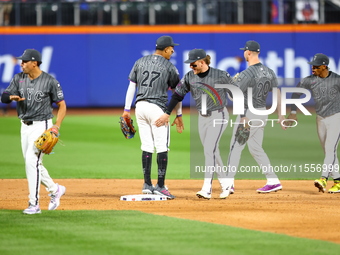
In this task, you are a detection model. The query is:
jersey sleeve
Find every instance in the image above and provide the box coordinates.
[3,74,20,96]
[50,79,65,103]
[236,71,251,94]
[128,61,138,83]
[175,74,190,97]
[297,77,310,90]
[270,69,278,89]
[168,65,180,89]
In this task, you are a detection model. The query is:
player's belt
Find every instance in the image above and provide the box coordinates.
[22,120,33,126]
[200,107,225,117]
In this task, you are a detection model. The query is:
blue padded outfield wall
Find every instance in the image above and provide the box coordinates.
[0,25,340,107]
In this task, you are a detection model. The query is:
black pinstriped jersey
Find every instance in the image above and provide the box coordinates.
[4,72,64,121]
[235,62,278,109]
[128,54,180,111]
[296,71,340,117]
[175,67,236,113]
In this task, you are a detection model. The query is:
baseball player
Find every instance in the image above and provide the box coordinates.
[156,49,237,199]
[287,53,340,193]
[122,36,182,199]
[226,41,286,194]
[0,49,66,214]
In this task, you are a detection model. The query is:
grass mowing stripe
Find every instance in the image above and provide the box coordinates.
[0,210,338,255]
[0,114,323,179]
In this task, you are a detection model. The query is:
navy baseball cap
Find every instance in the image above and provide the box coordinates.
[240,40,260,52]
[17,49,42,62]
[307,53,329,66]
[184,49,206,63]
[156,36,179,50]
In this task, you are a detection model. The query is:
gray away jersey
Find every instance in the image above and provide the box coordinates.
[296,71,340,117]
[236,62,278,109]
[129,54,180,111]
[175,67,236,113]
[4,72,64,121]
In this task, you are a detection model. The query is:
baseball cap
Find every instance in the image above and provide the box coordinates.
[240,40,260,52]
[184,49,206,63]
[17,49,42,62]
[307,53,329,66]
[156,36,179,50]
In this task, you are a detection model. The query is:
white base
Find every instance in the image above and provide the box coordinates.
[120,194,168,201]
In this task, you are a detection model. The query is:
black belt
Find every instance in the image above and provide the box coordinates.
[22,120,33,126]
[200,108,225,117]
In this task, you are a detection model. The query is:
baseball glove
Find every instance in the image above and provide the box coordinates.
[235,123,250,146]
[119,116,136,139]
[34,127,59,154]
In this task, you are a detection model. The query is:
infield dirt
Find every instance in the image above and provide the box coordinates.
[1,179,339,244]
[2,108,339,244]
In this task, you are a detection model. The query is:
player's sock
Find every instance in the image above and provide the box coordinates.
[157,152,168,187]
[142,151,152,185]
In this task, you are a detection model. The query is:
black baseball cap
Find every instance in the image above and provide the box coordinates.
[307,53,329,66]
[156,36,179,50]
[240,40,260,52]
[17,49,42,62]
[184,49,206,63]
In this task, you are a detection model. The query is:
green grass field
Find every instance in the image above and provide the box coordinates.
[0,113,324,180]
[0,113,338,254]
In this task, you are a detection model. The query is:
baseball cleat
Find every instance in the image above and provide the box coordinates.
[196,190,211,200]
[48,184,66,210]
[257,184,282,193]
[220,188,231,199]
[153,184,175,199]
[230,185,235,194]
[328,180,340,193]
[23,204,41,215]
[314,178,327,193]
[142,183,154,194]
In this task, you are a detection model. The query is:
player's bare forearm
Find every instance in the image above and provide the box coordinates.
[9,95,25,102]
[122,110,131,118]
[277,115,287,130]
[172,116,184,133]
[275,89,287,130]
[155,113,170,127]
[55,100,67,128]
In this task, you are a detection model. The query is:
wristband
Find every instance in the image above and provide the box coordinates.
[291,111,296,114]
[124,109,131,112]
[165,110,171,115]
[176,114,182,117]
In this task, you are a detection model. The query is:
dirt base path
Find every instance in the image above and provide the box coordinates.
[1,179,339,244]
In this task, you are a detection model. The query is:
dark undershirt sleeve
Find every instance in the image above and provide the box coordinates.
[165,93,184,115]
[1,92,11,104]
[290,93,302,112]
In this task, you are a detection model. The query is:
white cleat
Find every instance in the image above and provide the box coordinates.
[48,184,66,210]
[196,190,211,200]
[220,188,231,199]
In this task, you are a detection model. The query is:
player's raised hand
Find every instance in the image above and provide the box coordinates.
[285,113,298,128]
[155,113,170,127]
[172,116,184,133]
